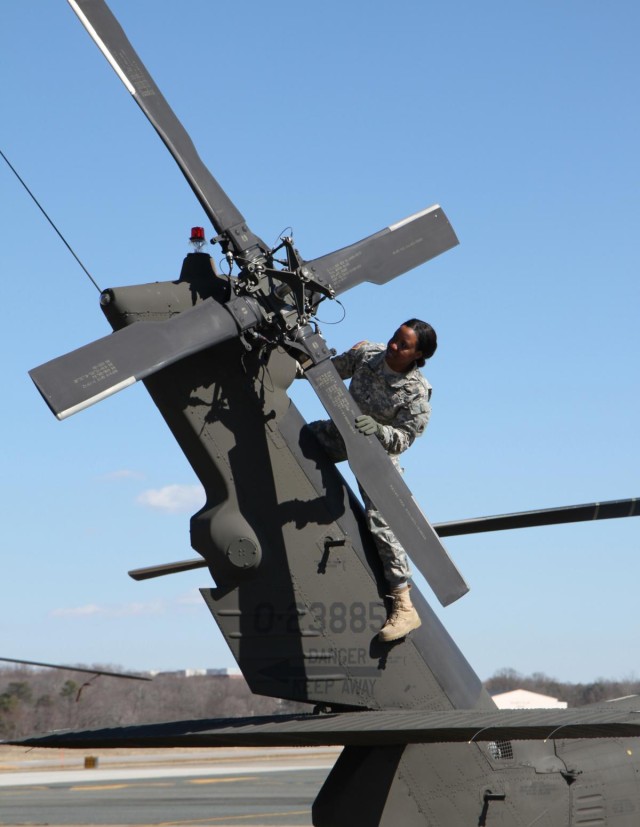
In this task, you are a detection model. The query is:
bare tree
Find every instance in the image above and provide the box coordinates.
[0,666,307,739]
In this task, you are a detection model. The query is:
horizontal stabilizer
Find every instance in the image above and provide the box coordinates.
[9,705,640,750]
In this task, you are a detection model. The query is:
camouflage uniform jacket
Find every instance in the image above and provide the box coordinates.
[333,341,432,457]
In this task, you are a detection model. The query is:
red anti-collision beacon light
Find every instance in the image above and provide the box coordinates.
[189,226,206,252]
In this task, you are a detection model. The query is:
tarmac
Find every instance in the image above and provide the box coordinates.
[0,744,339,826]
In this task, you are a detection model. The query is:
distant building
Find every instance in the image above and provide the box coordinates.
[492,689,567,709]
[148,667,242,678]
[206,668,242,678]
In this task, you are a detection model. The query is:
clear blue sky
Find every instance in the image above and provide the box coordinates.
[1,1,638,685]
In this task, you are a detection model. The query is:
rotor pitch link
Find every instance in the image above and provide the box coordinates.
[258,266,335,328]
[268,236,335,313]
[267,266,335,299]
[30,295,262,420]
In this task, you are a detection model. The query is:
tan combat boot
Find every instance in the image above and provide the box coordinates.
[378,585,422,642]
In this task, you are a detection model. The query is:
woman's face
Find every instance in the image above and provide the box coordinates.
[385,325,423,373]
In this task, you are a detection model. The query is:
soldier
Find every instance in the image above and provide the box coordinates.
[308,318,436,641]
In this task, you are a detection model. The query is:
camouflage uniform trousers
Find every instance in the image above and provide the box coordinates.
[308,419,411,589]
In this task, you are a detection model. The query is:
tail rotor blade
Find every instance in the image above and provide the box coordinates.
[30,297,260,419]
[305,205,458,297]
[305,359,468,607]
[67,0,266,256]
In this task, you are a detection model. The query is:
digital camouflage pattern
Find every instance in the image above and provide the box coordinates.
[308,341,433,588]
